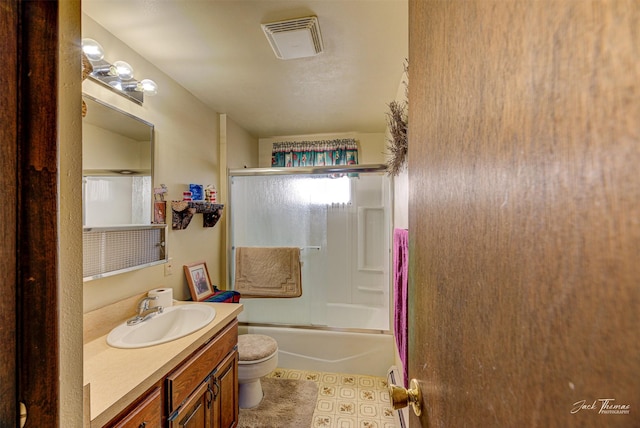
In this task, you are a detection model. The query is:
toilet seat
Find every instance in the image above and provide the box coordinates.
[238,334,278,363]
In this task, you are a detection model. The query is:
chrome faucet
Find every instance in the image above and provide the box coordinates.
[127,296,164,325]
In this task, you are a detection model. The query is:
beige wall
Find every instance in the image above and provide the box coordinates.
[82,16,225,312]
[226,115,259,169]
[258,132,386,167]
[218,114,258,287]
[60,1,84,426]
[82,122,150,171]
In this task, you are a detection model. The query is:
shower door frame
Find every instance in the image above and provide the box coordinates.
[227,164,394,334]
[229,163,389,177]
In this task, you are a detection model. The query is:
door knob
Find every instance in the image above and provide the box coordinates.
[388,378,422,416]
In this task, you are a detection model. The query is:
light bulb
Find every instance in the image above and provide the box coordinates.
[140,79,158,96]
[113,61,134,80]
[81,38,104,61]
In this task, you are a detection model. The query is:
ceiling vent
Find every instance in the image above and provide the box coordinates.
[261,16,324,60]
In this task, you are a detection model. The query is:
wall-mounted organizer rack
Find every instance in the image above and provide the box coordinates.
[171,201,224,230]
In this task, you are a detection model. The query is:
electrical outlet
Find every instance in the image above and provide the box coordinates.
[164,261,173,276]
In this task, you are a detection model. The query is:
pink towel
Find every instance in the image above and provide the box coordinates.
[393,228,409,387]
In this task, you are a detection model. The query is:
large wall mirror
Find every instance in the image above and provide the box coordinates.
[82,95,154,226]
[82,95,167,281]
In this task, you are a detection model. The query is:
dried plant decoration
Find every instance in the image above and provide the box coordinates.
[385,60,408,176]
[386,100,408,176]
[81,52,93,117]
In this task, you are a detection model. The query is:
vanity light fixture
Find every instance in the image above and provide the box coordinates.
[81,38,158,104]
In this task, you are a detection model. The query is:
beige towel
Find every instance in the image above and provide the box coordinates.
[234,247,302,298]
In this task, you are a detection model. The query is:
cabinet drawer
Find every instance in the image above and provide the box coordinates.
[108,387,162,428]
[166,320,238,413]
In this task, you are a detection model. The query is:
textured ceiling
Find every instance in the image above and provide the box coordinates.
[82,0,408,138]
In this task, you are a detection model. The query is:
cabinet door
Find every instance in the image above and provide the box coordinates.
[109,387,162,428]
[166,321,237,414]
[211,351,238,428]
[169,381,212,428]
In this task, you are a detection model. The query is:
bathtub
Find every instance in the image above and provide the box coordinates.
[325,302,390,330]
[237,300,390,331]
[238,324,396,377]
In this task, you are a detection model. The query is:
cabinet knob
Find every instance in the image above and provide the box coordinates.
[388,378,423,417]
[138,422,146,428]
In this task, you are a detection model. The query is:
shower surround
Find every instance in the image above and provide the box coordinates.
[229,165,394,375]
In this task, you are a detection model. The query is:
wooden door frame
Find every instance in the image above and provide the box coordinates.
[1,0,61,425]
[0,0,20,422]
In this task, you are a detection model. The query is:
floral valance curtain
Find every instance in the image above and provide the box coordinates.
[271,139,359,167]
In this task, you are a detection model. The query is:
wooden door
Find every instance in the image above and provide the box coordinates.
[0,0,19,423]
[408,1,640,427]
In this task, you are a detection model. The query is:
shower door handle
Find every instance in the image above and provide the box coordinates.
[388,378,423,417]
[300,246,321,251]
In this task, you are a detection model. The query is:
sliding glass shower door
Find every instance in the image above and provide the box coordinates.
[229,166,391,331]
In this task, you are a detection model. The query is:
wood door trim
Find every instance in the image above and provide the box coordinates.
[0,0,19,424]
[17,0,60,425]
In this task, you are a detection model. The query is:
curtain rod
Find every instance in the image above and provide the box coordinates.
[228,163,387,177]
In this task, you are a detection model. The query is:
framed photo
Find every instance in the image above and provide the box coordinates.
[183,261,215,302]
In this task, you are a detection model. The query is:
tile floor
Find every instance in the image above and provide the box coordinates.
[266,368,400,428]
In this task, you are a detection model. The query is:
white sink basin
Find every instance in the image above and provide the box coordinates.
[107,304,216,349]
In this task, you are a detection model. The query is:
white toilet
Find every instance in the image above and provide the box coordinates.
[237,334,279,409]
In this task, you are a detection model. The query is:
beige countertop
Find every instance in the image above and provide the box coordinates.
[84,301,243,427]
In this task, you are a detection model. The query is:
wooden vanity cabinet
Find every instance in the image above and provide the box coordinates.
[102,319,239,428]
[167,320,238,428]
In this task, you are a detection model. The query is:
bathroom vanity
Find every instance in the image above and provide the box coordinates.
[84,300,243,427]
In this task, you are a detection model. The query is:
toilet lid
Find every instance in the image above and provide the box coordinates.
[237,334,278,362]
